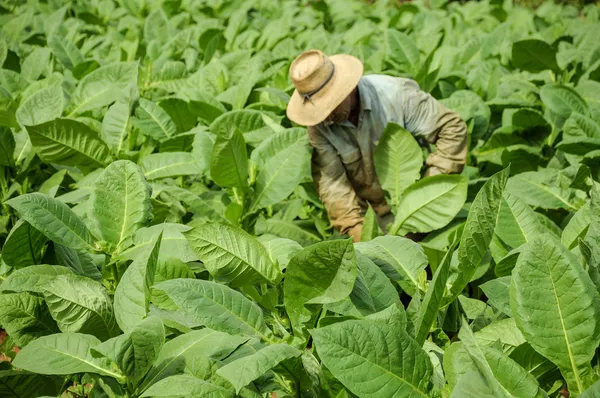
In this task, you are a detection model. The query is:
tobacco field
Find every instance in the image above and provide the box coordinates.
[0,0,600,396]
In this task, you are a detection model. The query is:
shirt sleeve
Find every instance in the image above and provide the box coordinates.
[308,126,364,237]
[398,79,468,174]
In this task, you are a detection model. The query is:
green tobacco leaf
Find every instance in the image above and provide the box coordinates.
[102,101,131,153]
[154,279,274,342]
[210,128,248,189]
[581,380,600,398]
[459,320,545,398]
[0,371,57,398]
[311,320,432,397]
[6,193,94,251]
[0,128,15,165]
[495,193,544,249]
[134,98,177,141]
[479,276,512,316]
[138,328,247,393]
[12,333,122,379]
[0,265,72,294]
[562,202,591,249]
[415,237,459,345]
[326,252,401,317]
[118,223,198,264]
[0,292,58,346]
[510,235,600,394]
[44,273,120,340]
[48,35,84,70]
[540,84,589,118]
[386,29,420,72]
[25,118,112,170]
[16,82,63,127]
[114,233,161,333]
[585,183,600,263]
[216,344,301,393]
[68,62,138,116]
[258,236,303,271]
[360,205,381,242]
[2,220,47,268]
[140,375,234,398]
[183,223,281,286]
[140,152,204,180]
[92,316,165,386]
[390,175,468,235]
[249,133,311,213]
[54,243,102,280]
[90,160,152,253]
[446,167,509,304]
[506,171,587,211]
[374,122,423,206]
[512,39,559,73]
[355,235,428,295]
[250,127,306,169]
[284,239,357,336]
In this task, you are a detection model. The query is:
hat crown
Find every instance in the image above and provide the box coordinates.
[289,50,335,95]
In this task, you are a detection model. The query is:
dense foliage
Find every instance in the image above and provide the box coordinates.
[1,0,600,397]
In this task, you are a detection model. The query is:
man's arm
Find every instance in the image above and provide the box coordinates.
[308,126,364,242]
[399,80,468,175]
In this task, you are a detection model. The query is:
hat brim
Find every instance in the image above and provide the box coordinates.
[286,54,364,127]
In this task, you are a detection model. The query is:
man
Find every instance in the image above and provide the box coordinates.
[286,50,468,242]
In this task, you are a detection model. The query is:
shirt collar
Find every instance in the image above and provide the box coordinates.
[357,77,373,112]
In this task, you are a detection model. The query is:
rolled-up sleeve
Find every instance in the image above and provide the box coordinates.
[400,80,468,174]
[308,126,363,238]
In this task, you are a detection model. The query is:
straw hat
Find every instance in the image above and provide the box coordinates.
[286,50,364,126]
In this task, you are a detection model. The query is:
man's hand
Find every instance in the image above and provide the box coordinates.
[424,166,443,177]
[348,224,363,243]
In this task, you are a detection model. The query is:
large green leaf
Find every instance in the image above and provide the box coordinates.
[249,132,311,213]
[506,170,587,211]
[153,279,274,342]
[374,123,423,206]
[16,82,63,127]
[0,128,15,165]
[585,183,600,264]
[92,316,165,386]
[390,175,468,235]
[311,320,432,397]
[118,223,199,264]
[284,239,356,336]
[562,202,591,249]
[210,128,248,189]
[386,29,420,73]
[25,118,112,170]
[140,152,204,180]
[510,235,600,394]
[54,243,102,280]
[0,370,57,398]
[512,39,559,73]
[183,223,281,286]
[134,98,177,141]
[90,160,152,253]
[2,220,47,268]
[6,193,94,251]
[102,101,131,153]
[459,320,545,398]
[355,235,428,295]
[446,167,509,304]
[0,265,73,294]
[495,193,544,248]
[12,333,123,379]
[140,375,234,398]
[0,292,58,346]
[68,62,138,116]
[415,237,459,345]
[48,35,84,70]
[216,344,301,393]
[114,233,161,333]
[138,328,247,393]
[44,273,120,340]
[540,84,589,118]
